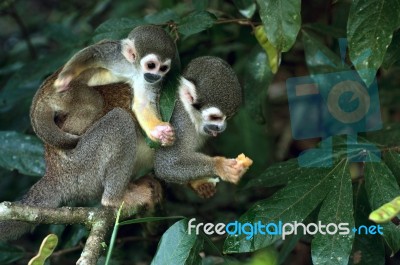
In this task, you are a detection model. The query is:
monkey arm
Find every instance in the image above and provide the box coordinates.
[132,85,174,145]
[154,147,216,184]
[54,41,128,92]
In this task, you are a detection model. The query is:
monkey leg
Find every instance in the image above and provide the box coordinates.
[0,175,64,241]
[69,107,138,208]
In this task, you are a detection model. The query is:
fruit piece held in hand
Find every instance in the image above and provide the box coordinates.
[236,153,253,168]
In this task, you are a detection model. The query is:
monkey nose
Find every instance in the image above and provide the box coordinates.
[144,73,161,83]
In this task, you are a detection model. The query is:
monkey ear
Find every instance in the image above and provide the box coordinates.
[121,39,137,63]
[179,77,197,104]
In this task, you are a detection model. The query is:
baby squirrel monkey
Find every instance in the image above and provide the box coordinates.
[154,56,253,198]
[53,25,179,146]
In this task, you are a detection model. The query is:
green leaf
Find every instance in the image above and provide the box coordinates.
[302,30,349,76]
[151,219,204,265]
[256,0,301,52]
[349,183,385,265]
[233,0,256,18]
[144,9,180,24]
[177,11,216,37]
[364,154,400,254]
[224,159,342,253]
[0,242,25,264]
[0,131,45,177]
[347,0,400,86]
[254,26,281,74]
[383,149,400,184]
[382,30,400,68]
[243,158,300,189]
[93,18,145,42]
[311,160,354,265]
[119,215,185,226]
[242,46,273,124]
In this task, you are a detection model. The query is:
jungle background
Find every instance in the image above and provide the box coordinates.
[1,0,400,264]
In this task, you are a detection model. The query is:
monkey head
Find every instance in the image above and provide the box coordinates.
[178,56,242,137]
[121,25,179,85]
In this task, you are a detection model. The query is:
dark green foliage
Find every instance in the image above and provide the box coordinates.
[1,0,400,264]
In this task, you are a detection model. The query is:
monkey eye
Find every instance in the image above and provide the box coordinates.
[160,65,169,72]
[192,102,203,110]
[147,62,156,69]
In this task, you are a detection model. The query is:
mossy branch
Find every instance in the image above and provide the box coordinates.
[0,201,139,265]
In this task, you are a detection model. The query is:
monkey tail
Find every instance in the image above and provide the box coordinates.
[30,80,80,149]
[0,176,63,241]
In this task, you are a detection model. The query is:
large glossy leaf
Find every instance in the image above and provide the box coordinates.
[364,154,400,254]
[244,158,302,189]
[0,131,45,177]
[242,46,273,124]
[177,11,216,37]
[224,159,343,253]
[383,149,400,184]
[151,219,204,265]
[382,30,400,68]
[347,0,400,86]
[349,183,385,265]
[256,0,301,52]
[302,30,349,76]
[93,18,146,42]
[311,159,354,265]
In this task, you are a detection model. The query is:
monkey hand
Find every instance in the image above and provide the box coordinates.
[54,74,73,92]
[214,155,252,184]
[149,122,175,146]
[189,178,219,199]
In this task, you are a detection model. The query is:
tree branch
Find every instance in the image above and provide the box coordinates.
[0,201,139,265]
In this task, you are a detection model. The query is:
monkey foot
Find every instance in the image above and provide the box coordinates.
[122,175,163,212]
[150,123,175,146]
[190,178,218,199]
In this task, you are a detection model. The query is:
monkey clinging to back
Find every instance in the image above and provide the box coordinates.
[32,25,180,149]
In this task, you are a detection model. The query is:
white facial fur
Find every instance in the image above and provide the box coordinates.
[179,77,226,136]
[140,54,171,78]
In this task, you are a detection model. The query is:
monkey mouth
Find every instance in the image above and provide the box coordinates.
[144,73,161,83]
[204,127,219,137]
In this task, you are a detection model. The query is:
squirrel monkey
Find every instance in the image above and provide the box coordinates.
[52,25,179,146]
[0,57,251,241]
[154,56,253,198]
